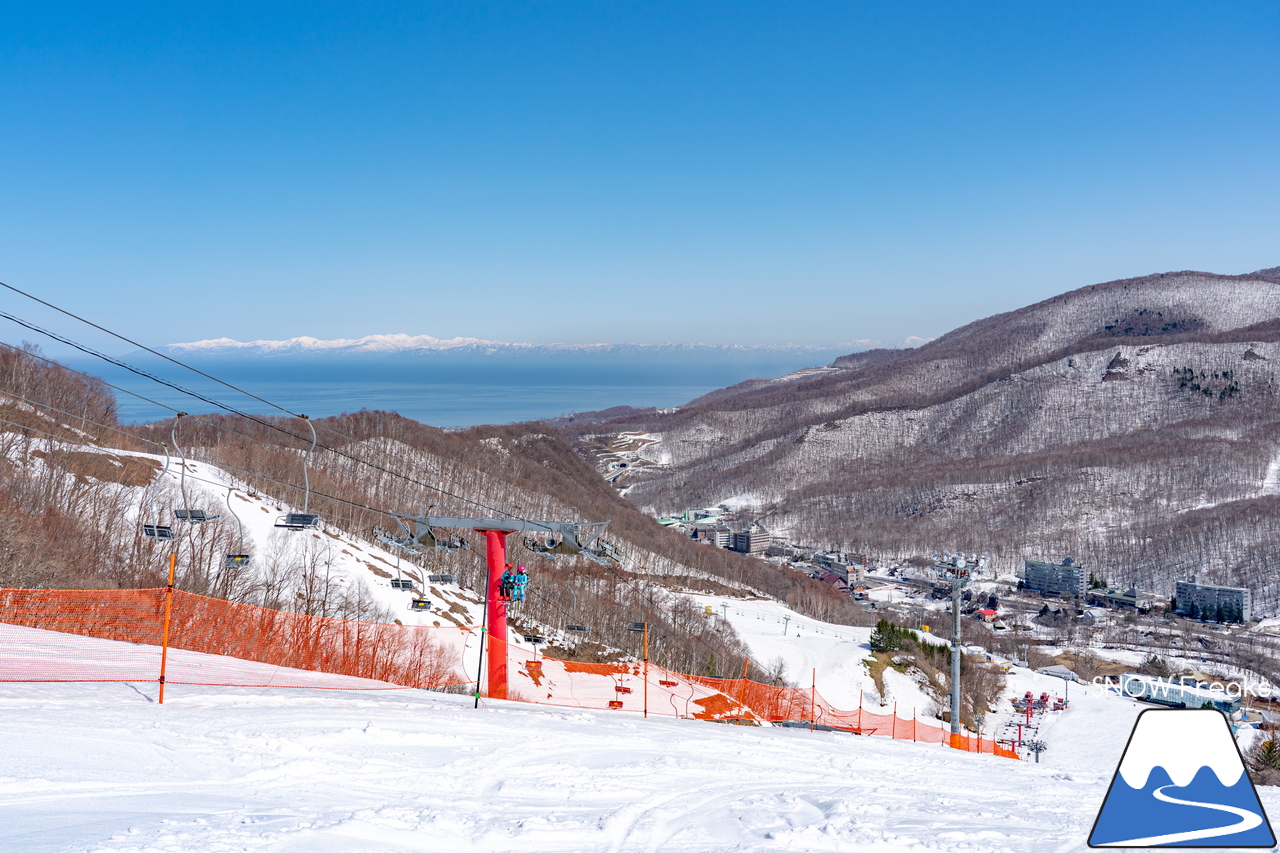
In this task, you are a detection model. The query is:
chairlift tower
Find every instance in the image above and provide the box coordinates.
[934,551,986,747]
[381,511,615,702]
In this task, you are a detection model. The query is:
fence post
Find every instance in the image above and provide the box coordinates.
[892,701,897,739]
[809,668,816,732]
[158,552,175,705]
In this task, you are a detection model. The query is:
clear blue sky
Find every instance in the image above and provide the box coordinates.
[1,1,1277,350]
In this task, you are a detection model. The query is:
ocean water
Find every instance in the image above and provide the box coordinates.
[70,355,824,427]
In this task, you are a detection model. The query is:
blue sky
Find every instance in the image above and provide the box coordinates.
[1,1,1277,350]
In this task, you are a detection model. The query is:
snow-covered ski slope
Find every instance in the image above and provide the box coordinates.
[8,676,1260,853]
[686,594,945,713]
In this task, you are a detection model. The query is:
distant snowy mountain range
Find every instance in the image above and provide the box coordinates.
[166,334,878,360]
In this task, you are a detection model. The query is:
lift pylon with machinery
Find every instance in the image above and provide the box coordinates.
[383,509,617,703]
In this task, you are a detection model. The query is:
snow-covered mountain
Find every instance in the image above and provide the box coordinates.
[573,267,1280,610]
[166,334,870,359]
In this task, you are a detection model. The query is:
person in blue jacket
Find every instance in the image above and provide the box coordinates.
[513,566,529,602]
[499,565,516,601]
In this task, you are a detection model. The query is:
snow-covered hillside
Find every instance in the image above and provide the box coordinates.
[686,594,944,713]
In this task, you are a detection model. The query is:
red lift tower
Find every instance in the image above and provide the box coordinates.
[381,511,616,701]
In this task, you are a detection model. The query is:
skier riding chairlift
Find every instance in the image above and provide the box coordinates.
[512,566,529,603]
[499,565,516,602]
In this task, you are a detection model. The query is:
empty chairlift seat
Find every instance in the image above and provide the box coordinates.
[224,554,251,569]
[174,509,218,523]
[390,579,416,591]
[275,513,320,530]
[143,524,174,541]
[408,599,432,612]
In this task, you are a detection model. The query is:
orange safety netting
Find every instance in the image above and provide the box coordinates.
[0,587,472,690]
[0,588,1017,760]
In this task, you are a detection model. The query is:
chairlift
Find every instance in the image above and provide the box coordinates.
[565,624,591,633]
[428,574,456,584]
[379,513,469,553]
[275,512,320,530]
[275,415,319,531]
[143,524,175,541]
[523,634,544,644]
[142,440,174,541]
[223,487,250,569]
[522,522,615,564]
[174,509,216,523]
[390,579,416,591]
[409,599,432,612]
[171,414,219,524]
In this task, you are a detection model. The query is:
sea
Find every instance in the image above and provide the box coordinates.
[70,354,831,428]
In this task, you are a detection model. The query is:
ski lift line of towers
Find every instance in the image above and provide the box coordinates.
[376,511,619,702]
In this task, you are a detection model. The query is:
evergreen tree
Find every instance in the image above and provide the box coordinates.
[1248,733,1280,786]
[1216,603,1226,623]
[870,618,907,653]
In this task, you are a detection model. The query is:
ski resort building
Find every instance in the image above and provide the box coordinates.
[732,525,771,555]
[1023,558,1087,598]
[1174,578,1251,622]
[1086,586,1158,611]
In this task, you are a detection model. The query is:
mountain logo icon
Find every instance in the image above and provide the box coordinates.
[1089,708,1275,847]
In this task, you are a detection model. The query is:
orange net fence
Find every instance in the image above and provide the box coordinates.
[0,588,1017,759]
[0,587,472,691]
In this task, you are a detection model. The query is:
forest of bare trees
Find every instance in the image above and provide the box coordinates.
[578,271,1280,614]
[0,344,877,684]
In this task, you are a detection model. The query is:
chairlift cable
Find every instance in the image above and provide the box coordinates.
[0,280,304,419]
[0,317,516,519]
[0,315,531,525]
[0,345,321,468]
[0,322,522,525]
[0,412,390,535]
[0,348,449,525]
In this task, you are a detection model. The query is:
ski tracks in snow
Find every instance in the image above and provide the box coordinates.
[5,682,1267,852]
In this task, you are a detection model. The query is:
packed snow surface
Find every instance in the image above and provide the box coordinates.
[4,675,1243,853]
[5,613,1277,851]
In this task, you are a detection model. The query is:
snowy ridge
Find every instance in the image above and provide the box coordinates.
[166,335,848,358]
